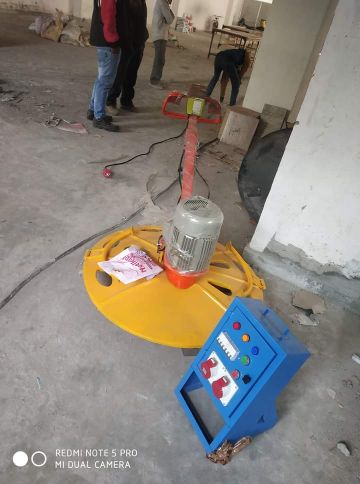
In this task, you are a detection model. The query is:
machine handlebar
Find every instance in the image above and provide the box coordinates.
[162,91,222,125]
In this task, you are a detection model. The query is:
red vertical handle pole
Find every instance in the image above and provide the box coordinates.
[181,115,199,200]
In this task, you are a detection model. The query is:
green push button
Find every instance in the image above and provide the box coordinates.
[241,355,250,366]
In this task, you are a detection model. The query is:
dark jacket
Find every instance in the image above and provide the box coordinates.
[216,49,246,67]
[90,0,131,48]
[129,0,149,47]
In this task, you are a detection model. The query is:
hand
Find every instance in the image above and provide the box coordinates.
[112,47,120,55]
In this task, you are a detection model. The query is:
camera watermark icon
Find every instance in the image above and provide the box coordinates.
[13,451,28,467]
[13,451,47,468]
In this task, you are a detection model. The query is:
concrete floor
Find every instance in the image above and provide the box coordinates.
[0,9,359,484]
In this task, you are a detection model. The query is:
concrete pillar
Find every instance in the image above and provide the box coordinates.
[288,0,338,123]
[79,0,92,19]
[224,0,235,25]
[243,0,331,113]
[249,0,360,278]
[241,0,272,27]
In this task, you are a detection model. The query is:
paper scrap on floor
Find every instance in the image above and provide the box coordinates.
[98,246,163,284]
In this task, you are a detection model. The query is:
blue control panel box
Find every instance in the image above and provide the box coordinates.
[175,298,310,453]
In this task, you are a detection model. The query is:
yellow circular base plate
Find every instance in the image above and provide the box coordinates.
[83,226,265,348]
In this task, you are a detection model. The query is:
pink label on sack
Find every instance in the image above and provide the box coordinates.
[98,246,163,284]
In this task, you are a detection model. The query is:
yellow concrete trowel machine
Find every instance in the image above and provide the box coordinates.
[83,88,265,349]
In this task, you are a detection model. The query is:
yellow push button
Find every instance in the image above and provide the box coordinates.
[242,334,250,342]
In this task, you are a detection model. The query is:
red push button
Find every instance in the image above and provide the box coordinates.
[212,376,230,399]
[231,370,240,380]
[200,358,217,379]
[233,322,241,330]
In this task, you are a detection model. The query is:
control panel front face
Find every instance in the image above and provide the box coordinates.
[199,307,276,411]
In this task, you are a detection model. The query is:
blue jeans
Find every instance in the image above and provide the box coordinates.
[89,47,121,119]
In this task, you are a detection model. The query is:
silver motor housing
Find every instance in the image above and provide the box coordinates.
[165,196,224,274]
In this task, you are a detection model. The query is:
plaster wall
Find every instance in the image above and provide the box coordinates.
[249,0,360,279]
[243,0,330,113]
[0,0,86,16]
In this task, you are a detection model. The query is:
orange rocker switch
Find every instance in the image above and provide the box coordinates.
[212,376,230,399]
[200,358,217,379]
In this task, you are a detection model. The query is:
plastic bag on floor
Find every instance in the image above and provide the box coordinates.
[29,15,54,35]
[41,10,64,42]
[98,246,163,284]
[60,19,82,46]
[60,18,90,47]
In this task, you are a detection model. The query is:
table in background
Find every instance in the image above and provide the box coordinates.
[207,26,262,66]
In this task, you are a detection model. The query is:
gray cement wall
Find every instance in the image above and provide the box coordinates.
[243,0,330,112]
[249,0,360,280]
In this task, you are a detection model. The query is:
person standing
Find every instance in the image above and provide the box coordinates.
[206,48,250,106]
[107,0,149,114]
[149,0,175,89]
[88,0,129,132]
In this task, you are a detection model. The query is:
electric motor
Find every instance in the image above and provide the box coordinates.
[165,196,224,274]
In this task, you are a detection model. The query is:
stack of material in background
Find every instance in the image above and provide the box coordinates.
[175,14,194,33]
[28,9,90,47]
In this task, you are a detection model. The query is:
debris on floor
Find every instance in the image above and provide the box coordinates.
[336,441,351,457]
[36,376,42,390]
[43,114,88,134]
[292,312,319,327]
[29,10,90,47]
[327,388,336,399]
[28,14,54,36]
[206,437,252,465]
[167,32,185,49]
[0,87,23,103]
[60,19,89,47]
[292,289,326,314]
[342,379,354,389]
[203,141,245,170]
[40,9,64,42]
[352,353,360,365]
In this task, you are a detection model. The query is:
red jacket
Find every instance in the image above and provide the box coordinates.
[100,0,119,44]
[91,0,129,47]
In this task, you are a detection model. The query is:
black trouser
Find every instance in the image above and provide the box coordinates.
[206,56,240,106]
[107,44,144,107]
[150,39,167,82]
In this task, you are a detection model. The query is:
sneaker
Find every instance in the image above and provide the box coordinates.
[93,117,120,132]
[121,103,137,112]
[149,81,164,90]
[87,110,112,123]
[106,104,120,116]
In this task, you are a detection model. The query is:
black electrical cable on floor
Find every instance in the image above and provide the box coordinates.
[195,166,211,199]
[196,137,219,199]
[104,124,188,171]
[198,137,219,153]
[0,175,179,312]
[177,150,185,190]
[0,134,218,311]
[177,137,219,201]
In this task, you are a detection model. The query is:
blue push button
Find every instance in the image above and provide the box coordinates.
[251,346,259,356]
